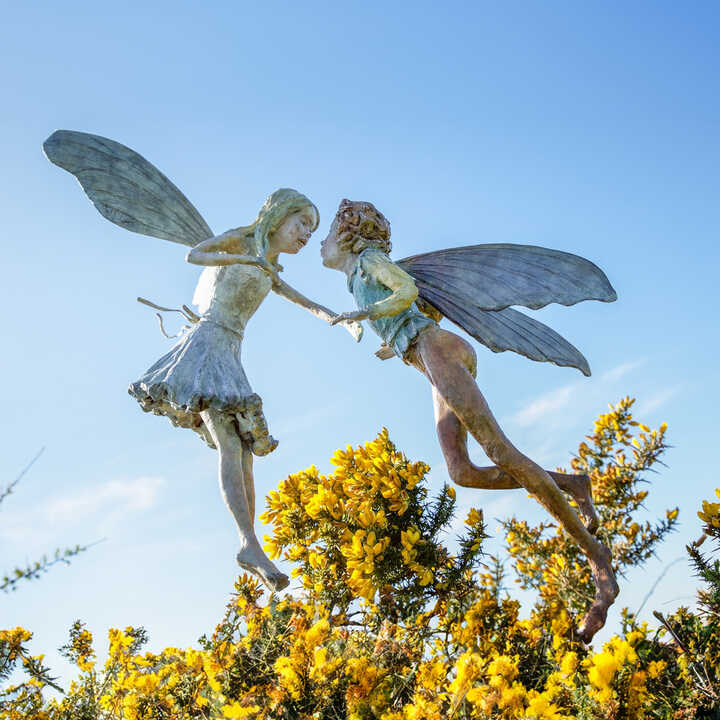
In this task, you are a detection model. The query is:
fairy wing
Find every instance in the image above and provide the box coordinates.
[413,281,591,375]
[397,244,616,376]
[43,130,213,247]
[397,243,616,312]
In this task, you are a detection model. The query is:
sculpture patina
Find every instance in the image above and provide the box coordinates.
[323,199,619,642]
[42,130,362,592]
[43,129,619,641]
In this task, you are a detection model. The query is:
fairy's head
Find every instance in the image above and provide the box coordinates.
[254,188,319,260]
[321,199,391,270]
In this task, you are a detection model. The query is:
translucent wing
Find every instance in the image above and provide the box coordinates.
[396,243,616,375]
[415,283,592,376]
[43,130,213,247]
[397,243,617,312]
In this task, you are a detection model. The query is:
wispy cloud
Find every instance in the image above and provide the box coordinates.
[496,358,650,466]
[0,476,166,543]
[636,385,683,415]
[509,359,645,429]
[44,477,164,524]
[600,359,646,383]
[510,382,581,427]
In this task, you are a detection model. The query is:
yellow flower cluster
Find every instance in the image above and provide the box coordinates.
[261,429,435,602]
[586,630,649,710]
[91,627,218,718]
[504,398,678,625]
[698,488,720,528]
[444,648,572,719]
[5,415,719,720]
[400,526,432,586]
[273,615,333,700]
[342,529,392,599]
[0,626,32,645]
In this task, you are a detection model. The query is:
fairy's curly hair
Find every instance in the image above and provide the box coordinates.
[333,199,392,254]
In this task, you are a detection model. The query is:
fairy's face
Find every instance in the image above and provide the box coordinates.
[269,207,317,255]
[320,217,346,270]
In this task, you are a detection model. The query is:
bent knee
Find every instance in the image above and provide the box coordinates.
[450,469,478,488]
[484,440,527,474]
[428,328,477,375]
[451,334,476,375]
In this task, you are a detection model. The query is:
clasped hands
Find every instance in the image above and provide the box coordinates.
[244,256,364,342]
[330,310,370,343]
[330,309,371,325]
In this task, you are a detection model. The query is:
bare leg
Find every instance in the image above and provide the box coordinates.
[433,388,599,533]
[200,409,288,592]
[412,327,617,642]
[240,442,256,522]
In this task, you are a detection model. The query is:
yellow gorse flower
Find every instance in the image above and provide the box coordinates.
[466,508,483,527]
[698,489,720,528]
[7,414,716,720]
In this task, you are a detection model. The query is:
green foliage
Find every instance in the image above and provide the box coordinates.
[502,397,678,618]
[1,399,719,719]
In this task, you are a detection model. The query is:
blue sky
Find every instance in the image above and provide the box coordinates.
[1,0,719,684]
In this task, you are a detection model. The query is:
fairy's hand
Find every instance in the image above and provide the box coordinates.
[255,257,281,282]
[330,309,370,326]
[342,320,364,342]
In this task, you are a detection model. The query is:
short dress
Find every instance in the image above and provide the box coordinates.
[349,248,436,360]
[128,263,277,455]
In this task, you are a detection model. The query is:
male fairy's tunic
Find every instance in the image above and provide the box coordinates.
[349,248,435,360]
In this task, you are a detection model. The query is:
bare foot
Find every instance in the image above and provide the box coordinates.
[236,545,289,592]
[576,544,619,643]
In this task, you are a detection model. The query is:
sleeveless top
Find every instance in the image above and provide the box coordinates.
[196,263,273,329]
[348,248,435,360]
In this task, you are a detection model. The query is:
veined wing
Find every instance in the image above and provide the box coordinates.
[43,130,213,247]
[417,283,591,376]
[397,243,616,312]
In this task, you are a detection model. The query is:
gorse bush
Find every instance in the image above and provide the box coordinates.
[2,398,719,719]
[502,397,677,625]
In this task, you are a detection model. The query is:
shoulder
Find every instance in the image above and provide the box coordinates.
[360,249,416,289]
[232,231,261,255]
[359,248,394,273]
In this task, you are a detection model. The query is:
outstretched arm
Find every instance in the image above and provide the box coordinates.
[186,230,275,272]
[272,277,363,341]
[331,252,419,325]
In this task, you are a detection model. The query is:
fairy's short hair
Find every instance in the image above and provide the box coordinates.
[334,199,392,254]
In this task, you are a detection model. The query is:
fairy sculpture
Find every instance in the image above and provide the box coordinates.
[324,199,619,642]
[43,130,361,591]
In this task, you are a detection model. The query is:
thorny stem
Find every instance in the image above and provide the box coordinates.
[653,611,718,701]
[0,447,45,505]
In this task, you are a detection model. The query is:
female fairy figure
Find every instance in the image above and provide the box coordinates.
[323,199,619,642]
[43,131,361,591]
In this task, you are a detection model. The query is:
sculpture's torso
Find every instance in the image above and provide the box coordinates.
[349,248,435,359]
[130,261,277,455]
[197,263,272,330]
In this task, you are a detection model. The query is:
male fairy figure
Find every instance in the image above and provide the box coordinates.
[322,199,618,642]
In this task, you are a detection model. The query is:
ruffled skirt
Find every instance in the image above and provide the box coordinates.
[128,318,277,455]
